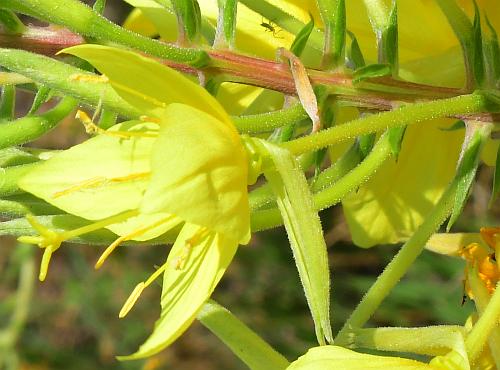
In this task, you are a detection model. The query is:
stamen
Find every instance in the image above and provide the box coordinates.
[52,172,150,198]
[69,73,110,83]
[172,227,209,270]
[119,282,145,318]
[18,210,139,281]
[76,110,158,139]
[95,214,177,269]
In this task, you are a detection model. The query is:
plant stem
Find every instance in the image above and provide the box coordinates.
[234,102,308,133]
[0,96,77,149]
[282,93,488,155]
[198,300,289,370]
[465,277,500,365]
[334,180,457,345]
[250,132,392,231]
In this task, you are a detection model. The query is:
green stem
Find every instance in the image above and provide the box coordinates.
[334,180,457,345]
[0,245,35,366]
[0,163,39,196]
[282,93,488,155]
[0,96,77,149]
[1,0,208,66]
[250,132,392,231]
[234,101,308,133]
[465,278,500,365]
[197,300,289,370]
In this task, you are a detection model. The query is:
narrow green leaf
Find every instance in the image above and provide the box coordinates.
[387,125,406,159]
[27,85,51,115]
[357,134,376,160]
[257,139,332,345]
[447,122,492,230]
[381,0,398,70]
[0,9,25,33]
[484,15,500,88]
[0,84,15,121]
[290,15,315,57]
[346,31,365,69]
[97,109,118,130]
[352,63,391,84]
[162,0,201,44]
[93,0,106,14]
[316,0,345,68]
[198,300,289,370]
[489,141,500,206]
[214,0,238,49]
[471,0,485,87]
[1,163,39,196]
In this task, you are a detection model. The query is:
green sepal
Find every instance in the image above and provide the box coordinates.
[257,139,333,345]
[387,125,406,160]
[0,9,25,33]
[0,194,61,217]
[0,84,15,121]
[93,0,106,14]
[440,120,465,131]
[447,123,491,230]
[346,31,365,69]
[352,63,392,84]
[27,85,51,115]
[290,14,315,57]
[489,141,500,207]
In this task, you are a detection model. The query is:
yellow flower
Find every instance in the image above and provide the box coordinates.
[17,45,250,358]
[287,345,469,370]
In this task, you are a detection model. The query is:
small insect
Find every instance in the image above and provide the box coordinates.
[260,18,284,39]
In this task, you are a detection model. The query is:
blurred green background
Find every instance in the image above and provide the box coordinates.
[1,1,497,369]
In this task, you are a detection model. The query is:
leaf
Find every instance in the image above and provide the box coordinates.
[61,45,232,126]
[387,125,406,159]
[289,14,314,57]
[489,141,500,206]
[483,15,500,88]
[357,133,376,160]
[346,31,365,69]
[198,300,289,370]
[381,0,398,69]
[258,139,332,345]
[447,123,491,230]
[352,63,392,84]
[141,103,250,244]
[120,224,238,360]
[169,0,202,43]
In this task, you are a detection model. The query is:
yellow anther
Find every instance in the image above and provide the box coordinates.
[119,282,145,318]
[52,172,150,199]
[95,214,176,269]
[17,214,65,281]
[69,73,109,83]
